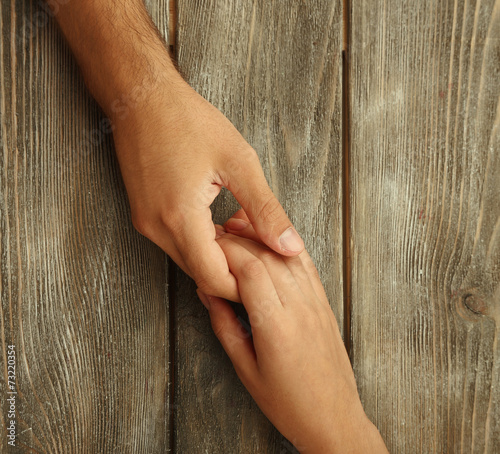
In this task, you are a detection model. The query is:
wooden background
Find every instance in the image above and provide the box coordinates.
[0,0,498,452]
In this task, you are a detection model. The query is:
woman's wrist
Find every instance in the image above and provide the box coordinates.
[296,408,387,454]
[328,417,388,454]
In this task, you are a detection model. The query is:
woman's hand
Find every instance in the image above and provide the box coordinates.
[197,210,388,453]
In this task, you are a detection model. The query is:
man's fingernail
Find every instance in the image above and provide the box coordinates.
[279,227,304,252]
[225,218,249,231]
[196,289,211,310]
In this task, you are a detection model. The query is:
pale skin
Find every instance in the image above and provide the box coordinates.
[48,0,388,451]
[198,209,388,453]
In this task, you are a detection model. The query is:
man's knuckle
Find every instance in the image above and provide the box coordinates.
[255,195,282,225]
[195,274,217,296]
[131,213,153,238]
[159,209,183,236]
[243,146,261,164]
[233,143,258,160]
[196,267,232,298]
[224,149,259,184]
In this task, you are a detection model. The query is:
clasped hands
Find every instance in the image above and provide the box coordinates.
[111,78,387,453]
[50,1,385,449]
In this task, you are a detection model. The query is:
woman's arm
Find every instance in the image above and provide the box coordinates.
[198,210,388,453]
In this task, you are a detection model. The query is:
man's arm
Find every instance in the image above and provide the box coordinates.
[51,0,177,116]
[49,0,305,302]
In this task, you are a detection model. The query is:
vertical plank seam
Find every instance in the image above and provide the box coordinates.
[167,257,177,453]
[342,0,352,361]
[168,0,177,53]
[168,2,178,453]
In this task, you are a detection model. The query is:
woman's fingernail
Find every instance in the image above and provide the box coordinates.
[225,218,250,231]
[196,289,211,310]
[279,227,304,252]
[215,225,226,239]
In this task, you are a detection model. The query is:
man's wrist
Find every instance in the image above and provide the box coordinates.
[52,0,184,118]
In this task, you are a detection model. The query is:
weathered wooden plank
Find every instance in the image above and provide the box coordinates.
[350,0,500,452]
[145,0,170,46]
[174,1,343,452]
[0,1,169,452]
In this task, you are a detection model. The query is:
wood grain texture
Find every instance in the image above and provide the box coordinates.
[145,0,170,46]
[350,0,500,452]
[0,1,169,452]
[174,0,343,452]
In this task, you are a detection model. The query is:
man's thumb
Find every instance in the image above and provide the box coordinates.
[224,156,304,255]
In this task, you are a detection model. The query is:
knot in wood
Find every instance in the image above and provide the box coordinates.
[463,293,487,316]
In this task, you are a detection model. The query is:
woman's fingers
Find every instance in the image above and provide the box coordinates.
[295,251,331,308]
[224,209,263,245]
[197,290,257,385]
[218,233,308,307]
[215,235,284,331]
[224,210,330,308]
[222,219,326,306]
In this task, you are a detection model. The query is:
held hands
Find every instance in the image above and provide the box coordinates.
[113,73,386,450]
[111,78,304,302]
[109,61,384,451]
[52,2,382,450]
[198,210,388,454]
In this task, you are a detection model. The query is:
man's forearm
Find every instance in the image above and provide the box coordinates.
[49,0,181,118]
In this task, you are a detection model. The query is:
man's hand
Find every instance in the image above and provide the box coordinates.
[50,0,304,301]
[198,216,388,453]
[113,79,304,301]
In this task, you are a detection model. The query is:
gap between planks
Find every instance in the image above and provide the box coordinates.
[167,2,177,452]
[168,0,177,52]
[342,0,353,362]
[167,257,177,452]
